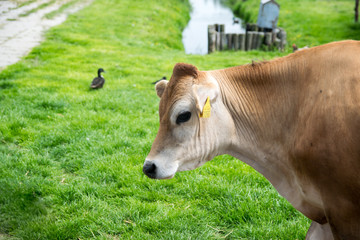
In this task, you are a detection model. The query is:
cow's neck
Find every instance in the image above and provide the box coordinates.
[213,60,300,145]
[209,59,309,214]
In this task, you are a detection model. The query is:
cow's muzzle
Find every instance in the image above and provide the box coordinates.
[143,161,157,179]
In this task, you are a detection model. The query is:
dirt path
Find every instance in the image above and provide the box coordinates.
[0,0,93,70]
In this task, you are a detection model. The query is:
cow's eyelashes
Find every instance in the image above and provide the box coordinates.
[176,111,191,124]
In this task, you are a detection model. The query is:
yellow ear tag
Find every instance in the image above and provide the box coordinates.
[200,97,211,118]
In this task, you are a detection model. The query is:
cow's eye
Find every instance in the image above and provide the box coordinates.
[176,111,191,124]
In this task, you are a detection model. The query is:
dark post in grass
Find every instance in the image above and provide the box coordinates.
[219,32,225,50]
[208,25,216,53]
[356,0,359,22]
[245,31,254,51]
[227,34,233,50]
[239,33,246,51]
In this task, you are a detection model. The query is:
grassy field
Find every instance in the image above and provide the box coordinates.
[0,0,358,239]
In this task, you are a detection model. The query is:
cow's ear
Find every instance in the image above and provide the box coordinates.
[155,80,168,98]
[172,63,198,79]
[193,83,219,115]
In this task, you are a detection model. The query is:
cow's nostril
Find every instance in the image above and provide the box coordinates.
[143,161,157,178]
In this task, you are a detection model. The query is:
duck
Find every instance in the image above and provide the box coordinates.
[152,76,166,84]
[90,68,105,89]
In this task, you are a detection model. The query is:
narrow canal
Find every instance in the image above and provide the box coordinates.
[182,0,245,55]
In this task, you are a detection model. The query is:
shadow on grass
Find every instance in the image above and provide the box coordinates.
[344,22,360,40]
[0,179,48,234]
[0,82,15,90]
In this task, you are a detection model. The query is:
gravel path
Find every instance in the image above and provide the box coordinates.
[0,0,93,70]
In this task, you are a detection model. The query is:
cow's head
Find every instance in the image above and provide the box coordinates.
[143,63,236,179]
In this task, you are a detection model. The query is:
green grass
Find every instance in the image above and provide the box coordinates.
[44,0,81,19]
[0,0,358,239]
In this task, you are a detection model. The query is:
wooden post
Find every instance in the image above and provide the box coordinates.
[265,32,273,46]
[233,34,240,50]
[356,0,359,22]
[246,32,254,51]
[239,33,246,51]
[220,32,227,50]
[219,24,225,33]
[279,29,287,51]
[246,23,258,32]
[215,24,225,33]
[214,24,225,51]
[246,23,251,32]
[227,34,233,50]
[216,31,221,51]
[274,38,281,50]
[252,32,259,50]
[232,34,237,50]
[257,32,265,49]
[208,25,216,54]
[264,32,273,51]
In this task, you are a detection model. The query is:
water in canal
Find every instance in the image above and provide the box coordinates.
[182,0,245,55]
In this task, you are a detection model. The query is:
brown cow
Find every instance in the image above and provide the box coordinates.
[143,40,360,239]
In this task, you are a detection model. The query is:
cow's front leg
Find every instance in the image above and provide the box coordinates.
[306,221,334,240]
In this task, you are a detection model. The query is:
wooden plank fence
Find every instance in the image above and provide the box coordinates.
[208,23,286,54]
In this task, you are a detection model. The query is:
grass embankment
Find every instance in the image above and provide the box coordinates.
[0,0,357,239]
[225,0,360,49]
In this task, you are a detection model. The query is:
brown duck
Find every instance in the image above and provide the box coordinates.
[90,68,105,89]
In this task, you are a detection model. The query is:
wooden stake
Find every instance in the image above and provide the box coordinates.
[220,32,227,50]
[246,31,254,51]
[227,34,233,50]
[216,31,221,51]
[234,34,240,50]
[239,34,246,51]
[208,25,216,53]
[257,32,265,49]
[279,29,287,51]
[356,0,359,22]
